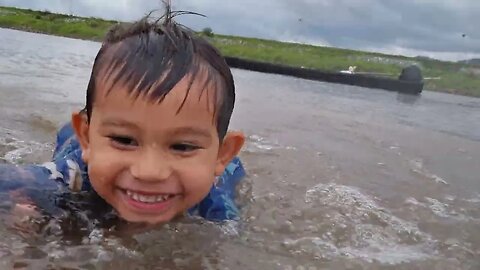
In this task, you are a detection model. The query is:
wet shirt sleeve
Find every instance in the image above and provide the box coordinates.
[188,157,246,221]
[0,124,90,207]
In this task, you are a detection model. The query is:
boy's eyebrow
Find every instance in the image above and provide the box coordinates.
[171,127,213,139]
[100,119,212,138]
[100,118,139,129]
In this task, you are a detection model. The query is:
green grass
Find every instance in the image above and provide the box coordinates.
[0,7,115,40]
[1,6,479,97]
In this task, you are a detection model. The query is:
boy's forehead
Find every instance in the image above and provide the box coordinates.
[95,66,221,113]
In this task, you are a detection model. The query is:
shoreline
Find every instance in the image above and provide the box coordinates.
[0,6,479,97]
[1,25,424,95]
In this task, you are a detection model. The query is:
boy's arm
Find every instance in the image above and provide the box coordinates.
[0,163,62,207]
[0,164,53,232]
[0,164,39,191]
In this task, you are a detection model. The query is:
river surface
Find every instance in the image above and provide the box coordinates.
[1,28,479,269]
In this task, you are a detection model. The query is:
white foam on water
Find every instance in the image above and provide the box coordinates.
[424,197,450,218]
[298,183,436,264]
[464,193,480,204]
[340,242,432,264]
[305,183,424,234]
[409,159,449,185]
[444,195,456,201]
[405,197,422,206]
[244,134,296,152]
[38,232,142,267]
[218,220,240,236]
[0,135,52,164]
[406,196,478,222]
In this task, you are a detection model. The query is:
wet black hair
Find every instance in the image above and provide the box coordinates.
[83,5,235,140]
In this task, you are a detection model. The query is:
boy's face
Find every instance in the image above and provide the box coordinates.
[73,73,244,224]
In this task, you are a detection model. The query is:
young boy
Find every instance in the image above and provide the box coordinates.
[0,13,246,224]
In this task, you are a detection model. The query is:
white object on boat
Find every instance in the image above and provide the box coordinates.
[340,66,357,74]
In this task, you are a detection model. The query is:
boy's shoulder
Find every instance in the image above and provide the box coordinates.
[49,122,90,191]
[189,156,245,221]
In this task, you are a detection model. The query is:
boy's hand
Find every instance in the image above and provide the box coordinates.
[7,203,41,237]
[5,190,42,235]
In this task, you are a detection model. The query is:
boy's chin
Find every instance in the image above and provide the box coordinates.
[118,210,179,225]
[114,205,186,225]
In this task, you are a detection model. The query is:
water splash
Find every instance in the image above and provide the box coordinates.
[409,159,449,185]
[297,183,435,264]
[245,134,296,153]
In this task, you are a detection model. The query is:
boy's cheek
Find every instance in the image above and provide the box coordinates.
[183,165,216,195]
[90,139,121,159]
[89,148,129,176]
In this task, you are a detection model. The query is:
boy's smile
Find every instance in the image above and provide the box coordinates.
[72,72,242,224]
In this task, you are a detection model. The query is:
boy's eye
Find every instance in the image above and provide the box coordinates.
[171,143,201,152]
[108,136,138,147]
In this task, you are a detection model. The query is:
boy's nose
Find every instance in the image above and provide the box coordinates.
[130,150,172,182]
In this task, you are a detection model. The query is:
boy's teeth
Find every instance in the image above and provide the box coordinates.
[157,195,168,201]
[125,190,170,203]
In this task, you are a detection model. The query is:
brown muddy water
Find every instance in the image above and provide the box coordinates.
[0,28,480,269]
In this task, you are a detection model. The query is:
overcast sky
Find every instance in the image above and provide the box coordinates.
[1,0,478,61]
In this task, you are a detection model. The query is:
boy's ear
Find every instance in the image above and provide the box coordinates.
[71,111,91,163]
[215,131,245,176]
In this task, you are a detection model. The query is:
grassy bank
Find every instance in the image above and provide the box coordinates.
[1,6,479,97]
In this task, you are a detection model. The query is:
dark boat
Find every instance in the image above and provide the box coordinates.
[225,56,424,94]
